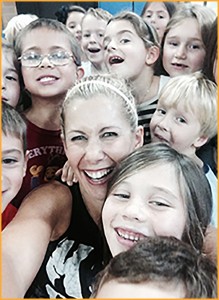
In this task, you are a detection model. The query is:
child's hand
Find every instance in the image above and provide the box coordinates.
[56,160,78,186]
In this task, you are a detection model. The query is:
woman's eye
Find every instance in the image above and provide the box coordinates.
[83,33,90,38]
[71,135,86,142]
[102,132,118,138]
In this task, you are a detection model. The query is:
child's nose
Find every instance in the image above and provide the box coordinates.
[39,56,54,68]
[107,40,117,51]
[123,197,148,222]
[150,15,156,24]
[174,45,187,60]
[158,116,170,131]
[75,24,81,34]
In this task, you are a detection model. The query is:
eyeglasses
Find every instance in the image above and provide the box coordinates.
[18,51,77,67]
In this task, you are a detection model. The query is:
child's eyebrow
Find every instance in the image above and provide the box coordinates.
[6,68,18,74]
[22,45,70,53]
[104,29,134,43]
[3,149,23,155]
[166,35,203,42]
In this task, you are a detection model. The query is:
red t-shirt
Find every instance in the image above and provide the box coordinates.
[2,203,18,230]
[12,119,66,209]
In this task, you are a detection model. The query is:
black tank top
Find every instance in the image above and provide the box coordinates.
[25,183,104,298]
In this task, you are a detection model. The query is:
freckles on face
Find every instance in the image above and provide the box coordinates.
[102,164,187,257]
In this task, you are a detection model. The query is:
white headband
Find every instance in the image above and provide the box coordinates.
[68,80,137,115]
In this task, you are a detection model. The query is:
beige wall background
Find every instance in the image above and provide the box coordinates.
[2,2,17,29]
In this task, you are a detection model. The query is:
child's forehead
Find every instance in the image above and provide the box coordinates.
[106,20,139,38]
[168,17,199,34]
[21,28,72,49]
[2,131,24,147]
[23,27,68,37]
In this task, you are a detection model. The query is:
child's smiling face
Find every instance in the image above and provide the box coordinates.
[20,28,80,101]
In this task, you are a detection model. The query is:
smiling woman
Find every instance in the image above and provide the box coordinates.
[2,74,143,299]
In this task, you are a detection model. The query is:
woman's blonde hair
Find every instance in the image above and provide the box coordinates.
[61,74,138,137]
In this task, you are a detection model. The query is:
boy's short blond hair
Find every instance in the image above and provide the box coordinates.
[158,72,217,140]
[2,101,27,152]
[82,7,112,22]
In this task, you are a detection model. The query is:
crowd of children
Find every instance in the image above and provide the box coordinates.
[2,1,218,298]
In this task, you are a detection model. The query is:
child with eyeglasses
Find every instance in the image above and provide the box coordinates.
[12,18,84,211]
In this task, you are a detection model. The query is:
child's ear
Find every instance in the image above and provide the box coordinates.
[193,136,208,148]
[76,67,84,80]
[134,125,144,149]
[145,46,160,66]
[23,151,29,177]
